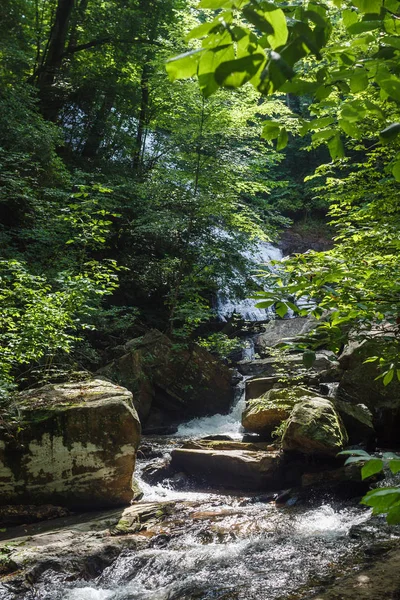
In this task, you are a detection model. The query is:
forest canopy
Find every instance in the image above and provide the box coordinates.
[0,0,399,395]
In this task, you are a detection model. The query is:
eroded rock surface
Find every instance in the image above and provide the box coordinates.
[0,379,141,508]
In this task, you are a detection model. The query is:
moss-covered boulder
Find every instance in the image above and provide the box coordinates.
[282,397,348,456]
[242,387,320,435]
[0,380,141,508]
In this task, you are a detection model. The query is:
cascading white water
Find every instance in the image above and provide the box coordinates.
[174,377,249,440]
[217,240,283,322]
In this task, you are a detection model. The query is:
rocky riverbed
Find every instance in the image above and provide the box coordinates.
[1,317,400,599]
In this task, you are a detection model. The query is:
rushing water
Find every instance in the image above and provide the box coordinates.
[217,241,283,322]
[20,376,398,600]
[33,500,374,600]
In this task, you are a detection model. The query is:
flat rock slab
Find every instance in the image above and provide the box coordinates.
[0,502,175,588]
[170,448,283,491]
[237,352,337,377]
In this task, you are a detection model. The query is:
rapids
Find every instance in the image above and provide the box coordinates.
[19,382,399,600]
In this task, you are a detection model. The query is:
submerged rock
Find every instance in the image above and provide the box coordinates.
[0,379,141,508]
[170,447,283,491]
[282,397,348,456]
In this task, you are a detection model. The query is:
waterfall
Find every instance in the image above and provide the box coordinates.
[217,240,283,322]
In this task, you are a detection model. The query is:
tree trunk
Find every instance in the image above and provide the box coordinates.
[132,63,151,177]
[37,0,75,120]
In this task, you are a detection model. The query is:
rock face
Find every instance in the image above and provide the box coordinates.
[0,380,141,508]
[100,330,233,427]
[333,399,375,446]
[282,397,348,456]
[237,351,338,377]
[254,316,318,355]
[242,387,320,436]
[338,337,400,445]
[245,377,278,401]
[170,447,283,490]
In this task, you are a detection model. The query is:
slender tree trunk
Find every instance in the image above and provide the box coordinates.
[36,0,75,120]
[132,63,151,177]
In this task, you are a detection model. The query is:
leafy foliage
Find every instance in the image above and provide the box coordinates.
[340,450,400,524]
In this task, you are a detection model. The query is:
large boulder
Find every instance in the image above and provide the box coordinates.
[254,316,318,355]
[100,330,233,424]
[338,336,400,445]
[170,447,283,490]
[333,399,375,446]
[0,380,141,508]
[282,397,348,456]
[242,387,320,436]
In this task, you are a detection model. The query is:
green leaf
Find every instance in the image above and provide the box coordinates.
[383,369,394,386]
[328,133,345,160]
[347,20,381,34]
[214,53,265,87]
[275,302,289,318]
[339,449,371,457]
[276,127,288,150]
[361,487,400,514]
[379,78,400,101]
[255,300,275,308]
[350,68,368,92]
[386,504,400,524]
[166,50,202,81]
[389,460,400,475]
[361,458,384,479]
[185,21,221,41]
[262,4,289,50]
[392,157,400,180]
[380,123,400,145]
[198,0,234,7]
[343,9,358,28]
[262,121,281,141]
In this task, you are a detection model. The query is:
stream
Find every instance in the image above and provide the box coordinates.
[21,378,400,600]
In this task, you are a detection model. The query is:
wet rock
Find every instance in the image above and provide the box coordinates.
[181,440,275,452]
[242,387,321,435]
[140,460,173,485]
[100,329,234,423]
[170,448,284,491]
[282,397,348,456]
[0,379,141,508]
[0,504,70,527]
[0,502,174,589]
